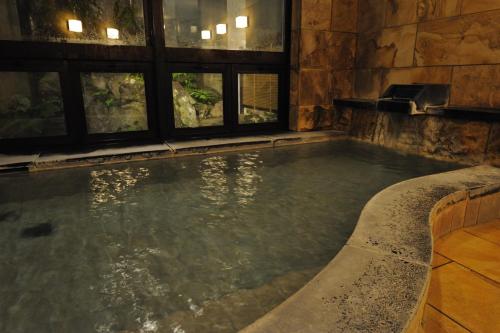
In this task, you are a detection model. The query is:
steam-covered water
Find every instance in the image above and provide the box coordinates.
[0,141,459,333]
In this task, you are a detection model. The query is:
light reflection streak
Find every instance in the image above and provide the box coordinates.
[90,167,150,207]
[199,156,229,206]
[235,153,263,206]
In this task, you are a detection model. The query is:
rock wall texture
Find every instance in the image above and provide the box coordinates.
[290,0,500,164]
[290,0,500,129]
[289,0,358,131]
[336,108,499,165]
[351,0,500,105]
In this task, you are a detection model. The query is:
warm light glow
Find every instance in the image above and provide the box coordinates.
[106,28,120,40]
[216,24,227,35]
[201,30,211,40]
[235,16,248,29]
[67,19,83,33]
[190,25,198,33]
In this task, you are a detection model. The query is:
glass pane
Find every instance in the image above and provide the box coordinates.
[81,72,148,134]
[0,0,145,45]
[0,72,66,139]
[163,0,284,52]
[172,73,224,128]
[238,73,279,125]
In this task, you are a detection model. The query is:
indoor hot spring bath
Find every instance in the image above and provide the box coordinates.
[0,141,460,333]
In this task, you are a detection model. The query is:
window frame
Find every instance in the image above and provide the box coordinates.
[0,0,291,152]
[0,60,74,152]
[69,61,158,146]
[232,64,288,133]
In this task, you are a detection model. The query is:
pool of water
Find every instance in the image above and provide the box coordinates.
[0,140,459,333]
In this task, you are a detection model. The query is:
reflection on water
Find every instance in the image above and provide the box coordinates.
[0,141,460,333]
[200,153,263,208]
[90,167,150,206]
[200,156,229,207]
[235,153,263,206]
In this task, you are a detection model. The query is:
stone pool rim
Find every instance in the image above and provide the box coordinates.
[241,165,500,333]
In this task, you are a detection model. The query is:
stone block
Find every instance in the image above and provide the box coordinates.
[300,30,333,68]
[357,0,386,33]
[420,117,490,164]
[357,25,417,68]
[331,0,358,32]
[301,0,332,30]
[331,32,356,69]
[354,69,382,99]
[332,70,354,98]
[297,105,334,131]
[416,10,500,66]
[462,0,500,14]
[450,64,500,108]
[299,69,332,105]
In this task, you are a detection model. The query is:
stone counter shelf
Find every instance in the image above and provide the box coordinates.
[333,98,500,122]
[242,165,500,333]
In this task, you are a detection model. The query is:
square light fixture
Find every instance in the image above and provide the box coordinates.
[201,30,211,40]
[235,16,248,29]
[216,24,227,35]
[67,19,83,33]
[106,28,120,40]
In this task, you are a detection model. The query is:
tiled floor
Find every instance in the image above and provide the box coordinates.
[424,219,500,333]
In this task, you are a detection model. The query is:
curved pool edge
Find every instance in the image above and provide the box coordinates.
[241,165,500,333]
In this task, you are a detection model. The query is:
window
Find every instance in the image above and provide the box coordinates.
[0,71,66,139]
[0,0,289,150]
[163,0,284,52]
[172,72,224,128]
[0,0,146,45]
[238,73,279,124]
[81,72,148,134]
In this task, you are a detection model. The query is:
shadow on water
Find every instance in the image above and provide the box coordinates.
[20,223,54,238]
[0,211,20,223]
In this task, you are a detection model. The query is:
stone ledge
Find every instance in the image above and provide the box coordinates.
[0,131,345,172]
[242,165,500,333]
[333,99,500,122]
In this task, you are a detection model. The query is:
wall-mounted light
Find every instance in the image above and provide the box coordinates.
[235,16,248,29]
[67,19,83,33]
[190,25,198,33]
[201,30,211,40]
[106,28,120,40]
[216,24,227,35]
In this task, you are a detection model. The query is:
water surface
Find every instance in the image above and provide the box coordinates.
[0,141,459,333]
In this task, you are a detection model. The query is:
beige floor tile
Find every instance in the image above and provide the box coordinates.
[427,263,500,333]
[422,304,470,333]
[435,230,500,283]
[465,220,500,246]
[431,252,451,268]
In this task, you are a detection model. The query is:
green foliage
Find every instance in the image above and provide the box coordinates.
[172,73,197,90]
[128,73,145,84]
[173,73,221,105]
[189,89,219,106]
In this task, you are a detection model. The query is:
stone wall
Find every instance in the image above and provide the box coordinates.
[289,0,358,131]
[346,0,500,107]
[345,109,499,165]
[289,0,500,164]
[290,1,500,128]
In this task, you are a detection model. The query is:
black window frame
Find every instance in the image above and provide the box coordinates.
[0,0,292,153]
